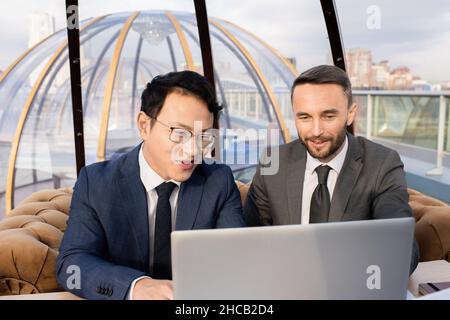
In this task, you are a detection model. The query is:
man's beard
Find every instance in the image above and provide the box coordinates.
[301,126,347,162]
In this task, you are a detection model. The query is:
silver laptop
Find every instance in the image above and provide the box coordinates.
[171,218,415,300]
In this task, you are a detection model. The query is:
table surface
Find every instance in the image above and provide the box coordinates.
[408,259,450,297]
[0,291,82,300]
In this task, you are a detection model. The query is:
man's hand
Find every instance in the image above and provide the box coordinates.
[132,278,174,300]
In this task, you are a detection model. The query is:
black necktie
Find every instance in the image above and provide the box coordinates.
[309,165,332,223]
[153,181,177,279]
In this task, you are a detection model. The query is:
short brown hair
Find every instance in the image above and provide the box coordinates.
[291,65,353,107]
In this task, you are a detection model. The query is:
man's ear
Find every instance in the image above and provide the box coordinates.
[137,111,150,139]
[346,103,358,126]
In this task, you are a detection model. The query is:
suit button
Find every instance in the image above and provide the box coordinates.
[102,288,107,295]
[97,287,102,294]
[108,289,113,297]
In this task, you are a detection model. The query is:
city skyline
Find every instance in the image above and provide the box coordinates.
[0,0,449,83]
[345,47,450,90]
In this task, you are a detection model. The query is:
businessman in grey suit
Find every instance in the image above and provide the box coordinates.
[244,65,419,273]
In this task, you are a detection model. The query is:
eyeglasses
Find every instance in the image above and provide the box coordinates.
[148,116,215,149]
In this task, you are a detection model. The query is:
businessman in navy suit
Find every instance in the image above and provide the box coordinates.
[56,71,245,300]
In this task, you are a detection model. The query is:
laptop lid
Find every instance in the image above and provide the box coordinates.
[172,217,415,299]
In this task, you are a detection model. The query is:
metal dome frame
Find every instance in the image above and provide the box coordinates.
[1,0,348,212]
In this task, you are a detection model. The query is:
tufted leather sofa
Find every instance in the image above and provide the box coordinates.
[408,188,450,262]
[0,188,72,295]
[0,185,449,296]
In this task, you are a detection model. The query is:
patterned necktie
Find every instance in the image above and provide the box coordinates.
[153,181,177,279]
[309,165,332,223]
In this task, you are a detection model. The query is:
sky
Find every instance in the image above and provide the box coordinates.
[0,0,449,82]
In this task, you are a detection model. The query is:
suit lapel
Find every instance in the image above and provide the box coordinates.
[328,134,363,222]
[115,144,150,271]
[175,166,205,230]
[287,142,307,225]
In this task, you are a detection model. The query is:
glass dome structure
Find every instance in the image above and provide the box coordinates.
[0,10,298,212]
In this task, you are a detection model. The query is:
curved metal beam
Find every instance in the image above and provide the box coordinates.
[180,24,231,128]
[205,28,273,122]
[166,36,177,72]
[34,21,117,140]
[209,19,291,143]
[209,29,278,131]
[5,16,105,213]
[131,36,144,129]
[56,62,111,135]
[222,19,299,77]
[97,11,140,161]
[55,64,98,134]
[0,20,108,130]
[140,61,155,79]
[203,26,275,127]
[219,23,294,91]
[84,29,121,114]
[165,11,194,71]
[31,61,94,186]
[0,31,59,84]
[180,17,267,129]
[137,65,148,84]
[0,22,113,131]
[0,32,73,130]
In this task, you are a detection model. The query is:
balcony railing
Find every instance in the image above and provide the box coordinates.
[353,90,450,176]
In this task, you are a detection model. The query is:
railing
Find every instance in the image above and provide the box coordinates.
[353,90,450,176]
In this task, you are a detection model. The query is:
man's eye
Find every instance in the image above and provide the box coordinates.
[200,135,214,141]
[171,130,191,141]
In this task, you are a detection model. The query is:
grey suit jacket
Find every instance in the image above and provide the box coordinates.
[244,133,419,273]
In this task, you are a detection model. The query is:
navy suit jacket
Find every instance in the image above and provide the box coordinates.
[56,144,245,300]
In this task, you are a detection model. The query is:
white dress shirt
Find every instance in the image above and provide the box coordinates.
[128,144,181,299]
[301,136,348,225]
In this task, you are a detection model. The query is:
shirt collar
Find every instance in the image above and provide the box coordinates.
[305,135,348,175]
[138,143,181,192]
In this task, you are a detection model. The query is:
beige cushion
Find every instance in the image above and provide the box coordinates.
[409,188,450,262]
[0,188,72,295]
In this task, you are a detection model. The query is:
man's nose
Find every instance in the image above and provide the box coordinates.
[181,135,201,158]
[312,119,324,136]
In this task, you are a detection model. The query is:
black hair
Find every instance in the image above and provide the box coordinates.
[140,70,222,128]
[291,65,353,107]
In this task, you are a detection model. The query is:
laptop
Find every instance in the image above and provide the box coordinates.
[171,217,415,299]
